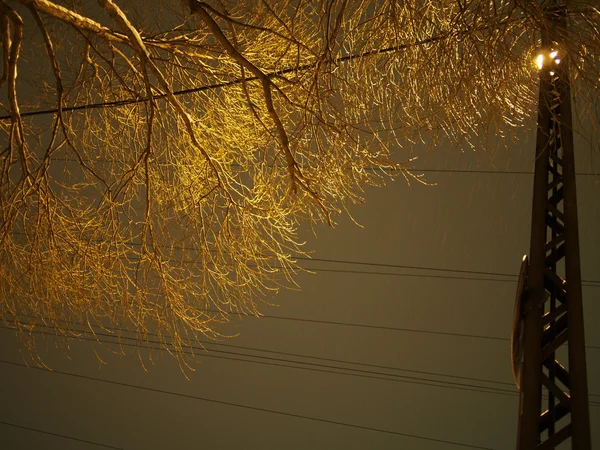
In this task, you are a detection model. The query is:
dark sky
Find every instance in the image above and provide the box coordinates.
[1,128,599,449]
[0,2,599,448]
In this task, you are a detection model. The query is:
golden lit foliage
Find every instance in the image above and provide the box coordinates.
[0,0,598,366]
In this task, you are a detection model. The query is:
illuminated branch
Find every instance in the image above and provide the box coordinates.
[193,4,298,184]
[0,2,28,178]
[15,0,128,43]
[98,0,225,192]
[0,0,597,369]
[193,2,332,223]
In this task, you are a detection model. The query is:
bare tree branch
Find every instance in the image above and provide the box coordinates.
[0,0,597,369]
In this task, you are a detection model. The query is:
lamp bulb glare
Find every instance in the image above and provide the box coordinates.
[536,54,544,70]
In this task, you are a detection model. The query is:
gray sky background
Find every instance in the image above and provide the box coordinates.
[1,119,599,449]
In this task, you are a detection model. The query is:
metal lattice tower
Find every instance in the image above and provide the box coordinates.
[511,4,591,450]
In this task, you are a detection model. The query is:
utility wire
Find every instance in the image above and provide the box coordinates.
[11,306,600,351]
[175,335,517,387]
[296,267,600,287]
[407,168,599,176]
[0,359,495,450]
[296,257,520,277]
[13,315,600,386]
[210,310,512,341]
[195,310,600,350]
[0,230,566,280]
[111,244,520,279]
[0,18,526,122]
[4,323,600,402]
[10,316,517,385]
[37,157,600,177]
[294,257,600,286]
[0,420,124,450]
[7,291,600,350]
[1,323,520,398]
[244,264,600,286]
[14,230,599,286]
[256,266,516,283]
[0,231,523,281]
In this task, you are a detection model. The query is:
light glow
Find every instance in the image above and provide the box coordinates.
[536,54,544,69]
[536,50,560,70]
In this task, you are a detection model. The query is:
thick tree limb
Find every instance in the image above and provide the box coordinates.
[0,11,9,89]
[1,3,29,178]
[15,0,128,43]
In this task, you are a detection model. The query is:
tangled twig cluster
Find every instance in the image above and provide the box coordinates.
[0,0,598,368]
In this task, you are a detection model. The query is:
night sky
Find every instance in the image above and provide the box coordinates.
[1,2,599,448]
[1,127,599,449]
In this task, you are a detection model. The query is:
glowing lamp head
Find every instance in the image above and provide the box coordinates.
[535,49,560,70]
[536,54,544,70]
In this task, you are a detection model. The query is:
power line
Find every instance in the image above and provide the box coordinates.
[193,337,517,387]
[1,41,443,120]
[14,230,600,286]
[8,292,600,350]
[302,266,511,282]
[291,266,600,287]
[10,317,517,385]
[193,340,600,397]
[406,168,599,176]
[0,231,521,280]
[5,322,600,401]
[0,309,539,347]
[13,230,600,285]
[0,420,124,450]
[1,323,520,398]
[0,359,495,450]
[132,247,519,279]
[276,253,600,284]
[34,157,600,177]
[261,265,517,283]
[0,19,524,122]
[298,256,600,285]
[298,257,521,277]
[204,310,600,350]
[219,310,512,341]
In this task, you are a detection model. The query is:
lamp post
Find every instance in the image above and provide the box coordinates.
[511,5,591,449]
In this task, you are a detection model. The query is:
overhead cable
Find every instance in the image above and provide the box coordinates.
[0,420,123,450]
[0,359,496,450]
